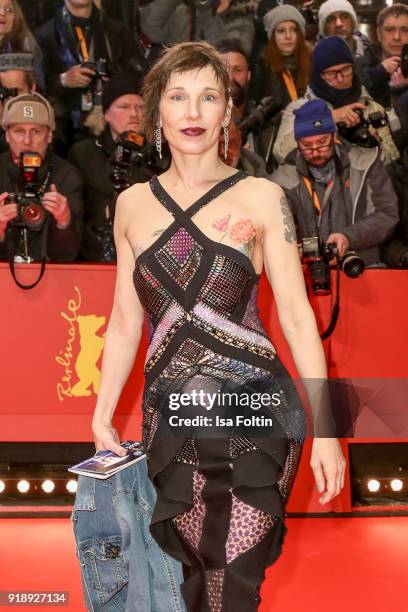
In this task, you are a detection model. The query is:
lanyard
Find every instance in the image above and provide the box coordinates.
[282,70,298,102]
[303,176,334,228]
[74,25,89,63]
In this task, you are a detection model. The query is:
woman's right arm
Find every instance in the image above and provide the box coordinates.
[92,190,146,455]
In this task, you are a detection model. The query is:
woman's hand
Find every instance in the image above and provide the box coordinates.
[92,420,127,456]
[310,438,346,504]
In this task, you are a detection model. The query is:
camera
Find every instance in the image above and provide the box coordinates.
[5,152,49,231]
[0,86,17,103]
[111,130,164,193]
[401,44,408,78]
[338,108,388,148]
[300,236,364,295]
[237,96,279,140]
[80,58,109,80]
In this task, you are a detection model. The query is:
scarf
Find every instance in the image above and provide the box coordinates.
[55,4,109,70]
[308,158,336,185]
[310,71,362,109]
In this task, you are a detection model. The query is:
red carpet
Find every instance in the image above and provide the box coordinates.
[0,517,406,611]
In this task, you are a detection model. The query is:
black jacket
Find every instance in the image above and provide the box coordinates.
[34,6,145,123]
[0,149,83,262]
[382,151,408,267]
[68,129,164,261]
[355,43,398,109]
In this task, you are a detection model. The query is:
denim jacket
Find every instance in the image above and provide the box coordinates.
[71,457,186,612]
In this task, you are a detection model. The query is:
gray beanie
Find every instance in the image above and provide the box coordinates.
[0,53,34,72]
[318,0,358,37]
[263,6,306,39]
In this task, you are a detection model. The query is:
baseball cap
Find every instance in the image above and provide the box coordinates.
[1,92,55,131]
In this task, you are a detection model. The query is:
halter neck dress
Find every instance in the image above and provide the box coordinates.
[133,169,306,611]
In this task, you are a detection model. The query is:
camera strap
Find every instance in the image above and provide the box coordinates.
[320,262,341,341]
[74,26,90,63]
[282,71,298,102]
[8,217,50,290]
[303,177,334,227]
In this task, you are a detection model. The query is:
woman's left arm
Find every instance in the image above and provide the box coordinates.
[256,179,346,505]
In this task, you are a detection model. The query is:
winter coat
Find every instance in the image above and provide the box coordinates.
[273,85,400,166]
[381,150,408,268]
[34,7,145,127]
[0,148,83,262]
[271,143,399,265]
[68,128,162,261]
[140,0,257,57]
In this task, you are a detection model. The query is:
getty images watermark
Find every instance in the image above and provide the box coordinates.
[167,390,282,428]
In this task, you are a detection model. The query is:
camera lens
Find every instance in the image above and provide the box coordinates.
[341,253,365,278]
[22,203,46,229]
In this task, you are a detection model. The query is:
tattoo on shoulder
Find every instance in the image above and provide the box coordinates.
[132,228,167,260]
[152,227,166,237]
[280,194,296,244]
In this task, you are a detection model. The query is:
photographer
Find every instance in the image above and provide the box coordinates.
[68,75,167,262]
[355,4,408,111]
[0,93,83,263]
[34,0,146,149]
[0,53,37,153]
[273,36,400,166]
[271,99,399,266]
[139,0,257,57]
[318,0,370,59]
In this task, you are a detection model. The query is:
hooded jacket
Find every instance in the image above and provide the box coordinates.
[271,142,399,265]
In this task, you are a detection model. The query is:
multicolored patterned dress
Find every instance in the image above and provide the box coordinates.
[133,169,307,612]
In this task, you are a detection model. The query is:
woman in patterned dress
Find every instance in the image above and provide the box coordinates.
[91,41,346,612]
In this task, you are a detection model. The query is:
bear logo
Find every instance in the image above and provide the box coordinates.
[70,314,106,397]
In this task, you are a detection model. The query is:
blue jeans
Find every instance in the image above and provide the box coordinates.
[71,457,186,612]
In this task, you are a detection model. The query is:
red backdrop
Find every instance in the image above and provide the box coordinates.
[1,264,408,513]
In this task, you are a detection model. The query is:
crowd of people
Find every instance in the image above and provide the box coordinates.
[0,0,407,269]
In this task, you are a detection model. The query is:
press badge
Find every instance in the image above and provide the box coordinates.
[81,91,93,112]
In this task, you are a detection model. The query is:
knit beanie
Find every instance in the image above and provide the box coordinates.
[294,99,336,141]
[318,0,358,37]
[0,53,34,72]
[102,74,143,113]
[263,5,306,39]
[311,35,353,78]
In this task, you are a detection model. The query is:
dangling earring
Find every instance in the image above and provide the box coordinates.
[222,121,229,160]
[155,119,162,160]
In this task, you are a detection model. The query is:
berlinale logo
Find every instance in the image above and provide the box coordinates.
[56,286,106,401]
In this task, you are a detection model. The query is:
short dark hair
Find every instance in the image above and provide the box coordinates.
[377,3,408,29]
[142,41,232,143]
[214,38,249,66]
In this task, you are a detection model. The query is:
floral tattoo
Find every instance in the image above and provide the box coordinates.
[280,195,296,244]
[212,213,257,257]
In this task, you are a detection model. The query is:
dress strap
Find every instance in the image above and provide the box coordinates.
[186,169,248,218]
[149,169,248,219]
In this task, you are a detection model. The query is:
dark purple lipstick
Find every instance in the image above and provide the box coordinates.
[181,128,206,136]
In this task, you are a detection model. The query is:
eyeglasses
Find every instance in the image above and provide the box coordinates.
[321,65,353,81]
[298,138,334,155]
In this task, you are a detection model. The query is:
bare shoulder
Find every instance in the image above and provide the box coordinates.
[241,175,286,216]
[242,176,296,244]
[116,181,152,212]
